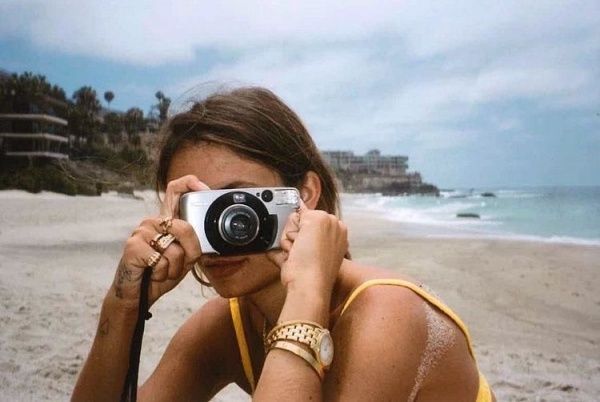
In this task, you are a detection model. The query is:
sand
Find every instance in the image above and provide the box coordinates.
[0,190,598,401]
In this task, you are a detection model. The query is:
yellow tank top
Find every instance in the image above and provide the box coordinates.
[229,279,492,401]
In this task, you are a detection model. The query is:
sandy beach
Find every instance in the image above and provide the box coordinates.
[0,190,598,401]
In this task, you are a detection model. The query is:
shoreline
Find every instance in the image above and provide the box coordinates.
[3,189,599,247]
[0,191,599,401]
[341,192,600,247]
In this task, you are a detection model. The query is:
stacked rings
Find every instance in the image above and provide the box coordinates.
[149,233,163,249]
[145,250,162,268]
[154,233,176,253]
[145,217,177,270]
[159,216,173,235]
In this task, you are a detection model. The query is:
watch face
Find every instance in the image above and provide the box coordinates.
[319,333,334,366]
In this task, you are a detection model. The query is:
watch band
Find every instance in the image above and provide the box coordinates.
[269,340,325,380]
[265,321,323,351]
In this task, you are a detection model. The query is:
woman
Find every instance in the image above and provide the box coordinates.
[72,87,494,401]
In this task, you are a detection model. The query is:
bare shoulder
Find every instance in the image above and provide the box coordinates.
[325,282,480,401]
[325,285,428,400]
[139,296,239,401]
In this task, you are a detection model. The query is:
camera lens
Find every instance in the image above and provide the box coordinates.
[261,190,273,202]
[219,205,259,245]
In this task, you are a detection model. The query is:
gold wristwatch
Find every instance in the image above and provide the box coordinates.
[265,320,335,371]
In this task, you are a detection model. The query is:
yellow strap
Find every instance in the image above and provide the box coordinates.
[340,279,475,358]
[477,372,493,402]
[229,298,255,392]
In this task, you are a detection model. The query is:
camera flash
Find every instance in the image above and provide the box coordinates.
[233,193,246,203]
[274,189,299,206]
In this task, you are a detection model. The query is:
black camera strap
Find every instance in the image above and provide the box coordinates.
[120,268,152,402]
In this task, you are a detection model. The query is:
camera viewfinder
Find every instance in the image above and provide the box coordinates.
[261,190,274,202]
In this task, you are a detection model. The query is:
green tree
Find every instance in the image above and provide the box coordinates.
[123,107,145,145]
[51,84,67,102]
[73,86,101,114]
[0,72,65,114]
[104,91,114,108]
[70,86,101,146]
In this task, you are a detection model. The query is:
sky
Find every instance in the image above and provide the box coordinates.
[1,0,599,188]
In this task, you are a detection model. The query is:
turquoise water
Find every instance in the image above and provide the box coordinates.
[342,186,600,245]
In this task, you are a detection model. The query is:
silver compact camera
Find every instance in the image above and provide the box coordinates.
[180,187,300,255]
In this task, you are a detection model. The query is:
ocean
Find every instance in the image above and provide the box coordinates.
[341,186,600,246]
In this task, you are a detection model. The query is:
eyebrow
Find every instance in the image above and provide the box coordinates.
[217,180,259,189]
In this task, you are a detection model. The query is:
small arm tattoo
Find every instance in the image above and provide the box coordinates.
[114,260,134,299]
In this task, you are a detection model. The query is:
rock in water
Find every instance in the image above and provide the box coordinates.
[457,213,480,219]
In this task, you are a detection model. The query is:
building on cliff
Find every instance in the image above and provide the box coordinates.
[0,112,69,160]
[322,149,408,176]
[321,149,438,195]
[0,70,70,161]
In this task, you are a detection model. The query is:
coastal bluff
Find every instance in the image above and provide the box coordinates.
[322,149,439,196]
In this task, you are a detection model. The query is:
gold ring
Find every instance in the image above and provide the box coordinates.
[149,233,163,248]
[159,216,173,234]
[145,250,162,268]
[154,233,176,253]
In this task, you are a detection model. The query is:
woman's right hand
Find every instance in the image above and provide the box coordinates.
[108,175,209,309]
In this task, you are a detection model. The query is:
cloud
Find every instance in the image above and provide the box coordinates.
[2,0,599,185]
[2,0,599,64]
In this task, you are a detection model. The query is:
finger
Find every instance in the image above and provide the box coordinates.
[266,249,288,269]
[291,211,300,227]
[280,237,293,252]
[151,253,169,281]
[124,235,161,270]
[130,225,157,242]
[285,230,298,242]
[140,218,202,264]
[161,175,210,218]
[282,211,300,234]
[278,212,299,251]
[162,242,185,280]
[297,199,308,213]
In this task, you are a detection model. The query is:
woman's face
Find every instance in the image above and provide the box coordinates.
[166,142,284,297]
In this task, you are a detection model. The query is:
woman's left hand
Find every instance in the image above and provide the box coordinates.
[270,203,348,295]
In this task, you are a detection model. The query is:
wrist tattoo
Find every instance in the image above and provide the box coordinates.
[114,261,134,299]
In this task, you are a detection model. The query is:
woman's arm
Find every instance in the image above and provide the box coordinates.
[255,209,348,401]
[253,285,331,401]
[72,175,208,401]
[71,289,139,401]
[73,294,239,402]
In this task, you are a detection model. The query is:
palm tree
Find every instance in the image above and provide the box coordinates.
[104,91,114,109]
[154,90,171,124]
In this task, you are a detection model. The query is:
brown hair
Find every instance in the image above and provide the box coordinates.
[155,86,341,216]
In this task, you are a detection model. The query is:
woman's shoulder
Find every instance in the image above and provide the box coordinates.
[326,264,480,400]
[334,273,432,348]
[333,264,470,359]
[326,272,431,398]
[335,262,431,324]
